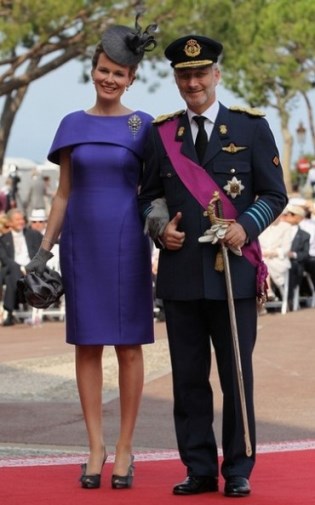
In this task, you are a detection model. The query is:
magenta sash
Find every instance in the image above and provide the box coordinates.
[158,119,267,297]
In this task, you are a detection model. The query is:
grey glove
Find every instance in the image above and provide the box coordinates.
[25,248,54,275]
[144,197,170,240]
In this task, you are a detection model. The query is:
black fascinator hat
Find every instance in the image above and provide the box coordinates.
[101,13,157,67]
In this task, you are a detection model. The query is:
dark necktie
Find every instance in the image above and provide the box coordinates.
[193,115,208,163]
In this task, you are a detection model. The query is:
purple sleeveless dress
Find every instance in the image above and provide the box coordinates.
[48,110,154,346]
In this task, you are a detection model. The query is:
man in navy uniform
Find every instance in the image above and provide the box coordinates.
[139,34,287,497]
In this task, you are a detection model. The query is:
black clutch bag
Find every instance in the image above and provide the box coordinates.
[17,268,64,309]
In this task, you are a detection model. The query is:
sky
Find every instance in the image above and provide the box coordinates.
[3,59,315,166]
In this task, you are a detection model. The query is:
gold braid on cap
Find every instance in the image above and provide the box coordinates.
[175,59,213,68]
[125,13,157,55]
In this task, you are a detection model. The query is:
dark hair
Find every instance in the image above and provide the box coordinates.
[91,43,104,69]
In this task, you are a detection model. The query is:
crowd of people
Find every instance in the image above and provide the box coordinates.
[2,197,313,328]
[259,199,315,311]
[1,12,314,500]
[0,206,60,326]
[0,170,54,218]
[0,166,57,325]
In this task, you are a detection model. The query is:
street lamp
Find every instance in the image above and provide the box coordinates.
[296,121,306,156]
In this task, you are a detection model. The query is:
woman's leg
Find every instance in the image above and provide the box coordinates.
[113,344,144,475]
[75,345,106,473]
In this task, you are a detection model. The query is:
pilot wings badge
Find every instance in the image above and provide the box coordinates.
[222,143,247,154]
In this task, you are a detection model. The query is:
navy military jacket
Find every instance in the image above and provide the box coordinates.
[139,103,288,300]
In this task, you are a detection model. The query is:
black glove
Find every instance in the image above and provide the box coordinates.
[25,248,54,275]
[143,197,170,240]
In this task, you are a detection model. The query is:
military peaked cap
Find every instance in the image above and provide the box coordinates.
[165,35,223,69]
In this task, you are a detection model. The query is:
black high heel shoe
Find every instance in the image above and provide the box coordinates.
[80,455,107,489]
[111,455,135,489]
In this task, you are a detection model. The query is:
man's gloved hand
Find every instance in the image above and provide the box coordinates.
[144,197,170,240]
[198,224,242,256]
[25,248,54,275]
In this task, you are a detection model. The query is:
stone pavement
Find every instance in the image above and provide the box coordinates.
[0,308,314,460]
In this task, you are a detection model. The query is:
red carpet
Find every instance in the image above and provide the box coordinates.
[1,444,315,505]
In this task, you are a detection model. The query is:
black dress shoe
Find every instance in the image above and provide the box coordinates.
[3,313,15,326]
[224,476,251,497]
[173,476,218,495]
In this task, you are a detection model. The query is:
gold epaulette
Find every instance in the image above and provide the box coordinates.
[229,105,265,117]
[152,109,185,124]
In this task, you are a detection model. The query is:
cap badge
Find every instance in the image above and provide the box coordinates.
[128,114,142,137]
[219,124,228,135]
[224,176,245,199]
[184,39,201,58]
[222,143,247,154]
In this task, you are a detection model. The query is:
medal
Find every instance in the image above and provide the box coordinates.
[224,176,245,199]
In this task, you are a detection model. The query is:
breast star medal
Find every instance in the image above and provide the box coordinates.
[224,176,245,199]
[128,114,142,137]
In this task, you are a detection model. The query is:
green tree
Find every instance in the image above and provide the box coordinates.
[0,0,233,172]
[221,0,315,192]
[2,0,315,193]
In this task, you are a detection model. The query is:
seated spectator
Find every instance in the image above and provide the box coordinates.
[305,160,315,199]
[281,204,310,308]
[0,214,11,308]
[0,190,7,213]
[0,214,10,236]
[0,209,43,326]
[28,208,48,234]
[298,201,315,293]
[28,208,60,273]
[259,216,292,300]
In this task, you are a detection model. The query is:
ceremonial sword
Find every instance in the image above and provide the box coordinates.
[202,191,252,457]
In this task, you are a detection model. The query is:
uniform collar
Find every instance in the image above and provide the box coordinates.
[187,100,219,125]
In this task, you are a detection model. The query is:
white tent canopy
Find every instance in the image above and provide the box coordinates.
[2,157,38,177]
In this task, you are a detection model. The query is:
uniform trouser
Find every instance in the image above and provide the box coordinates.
[163,298,257,480]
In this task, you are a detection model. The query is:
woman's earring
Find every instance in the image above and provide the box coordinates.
[126,85,129,91]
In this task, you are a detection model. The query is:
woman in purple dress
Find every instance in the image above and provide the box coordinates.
[26,16,157,490]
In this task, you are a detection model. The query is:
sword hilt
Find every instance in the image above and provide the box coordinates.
[216,197,224,220]
[212,191,225,272]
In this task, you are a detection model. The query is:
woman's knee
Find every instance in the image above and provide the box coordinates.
[76,345,103,363]
[115,345,143,365]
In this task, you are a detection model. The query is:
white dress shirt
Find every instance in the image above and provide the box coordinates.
[187,101,220,143]
[12,230,30,266]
